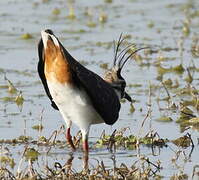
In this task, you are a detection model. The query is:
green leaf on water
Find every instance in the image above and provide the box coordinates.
[157,116,173,122]
[67,6,76,20]
[38,136,47,143]
[172,135,191,147]
[18,135,32,142]
[99,12,108,23]
[87,21,97,28]
[24,148,40,162]
[129,103,135,114]
[182,23,190,37]
[32,124,43,131]
[147,21,155,28]
[172,64,185,74]
[15,91,24,107]
[52,8,61,15]
[1,97,15,102]
[21,33,33,40]
[5,77,17,94]
[0,156,15,169]
[163,79,173,88]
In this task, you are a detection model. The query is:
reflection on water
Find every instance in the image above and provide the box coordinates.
[3,141,196,179]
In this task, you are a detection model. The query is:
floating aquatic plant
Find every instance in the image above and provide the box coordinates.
[0,156,15,169]
[96,129,168,150]
[24,148,40,162]
[67,6,76,20]
[15,91,24,107]
[32,124,44,131]
[99,12,108,23]
[172,134,193,148]
[157,116,173,122]
[21,33,33,40]
[52,8,61,15]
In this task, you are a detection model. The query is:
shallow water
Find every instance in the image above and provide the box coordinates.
[0,0,199,178]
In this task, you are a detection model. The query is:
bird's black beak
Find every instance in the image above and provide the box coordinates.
[124,92,132,102]
[44,29,54,35]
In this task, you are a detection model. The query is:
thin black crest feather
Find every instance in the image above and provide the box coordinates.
[113,33,124,66]
[118,47,133,68]
[113,34,150,71]
[116,43,136,63]
[113,34,136,69]
[120,47,149,70]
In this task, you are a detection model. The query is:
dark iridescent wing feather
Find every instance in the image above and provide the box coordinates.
[60,44,121,125]
[37,39,59,110]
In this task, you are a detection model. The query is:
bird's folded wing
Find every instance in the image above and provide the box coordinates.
[61,45,121,125]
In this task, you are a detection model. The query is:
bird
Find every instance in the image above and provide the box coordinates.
[37,29,144,153]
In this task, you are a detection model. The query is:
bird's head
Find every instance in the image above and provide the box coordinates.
[40,29,63,61]
[104,34,146,102]
[41,29,58,47]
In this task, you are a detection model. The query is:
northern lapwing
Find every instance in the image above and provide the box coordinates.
[38,29,143,153]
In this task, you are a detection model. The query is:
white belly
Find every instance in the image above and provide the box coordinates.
[47,81,104,131]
